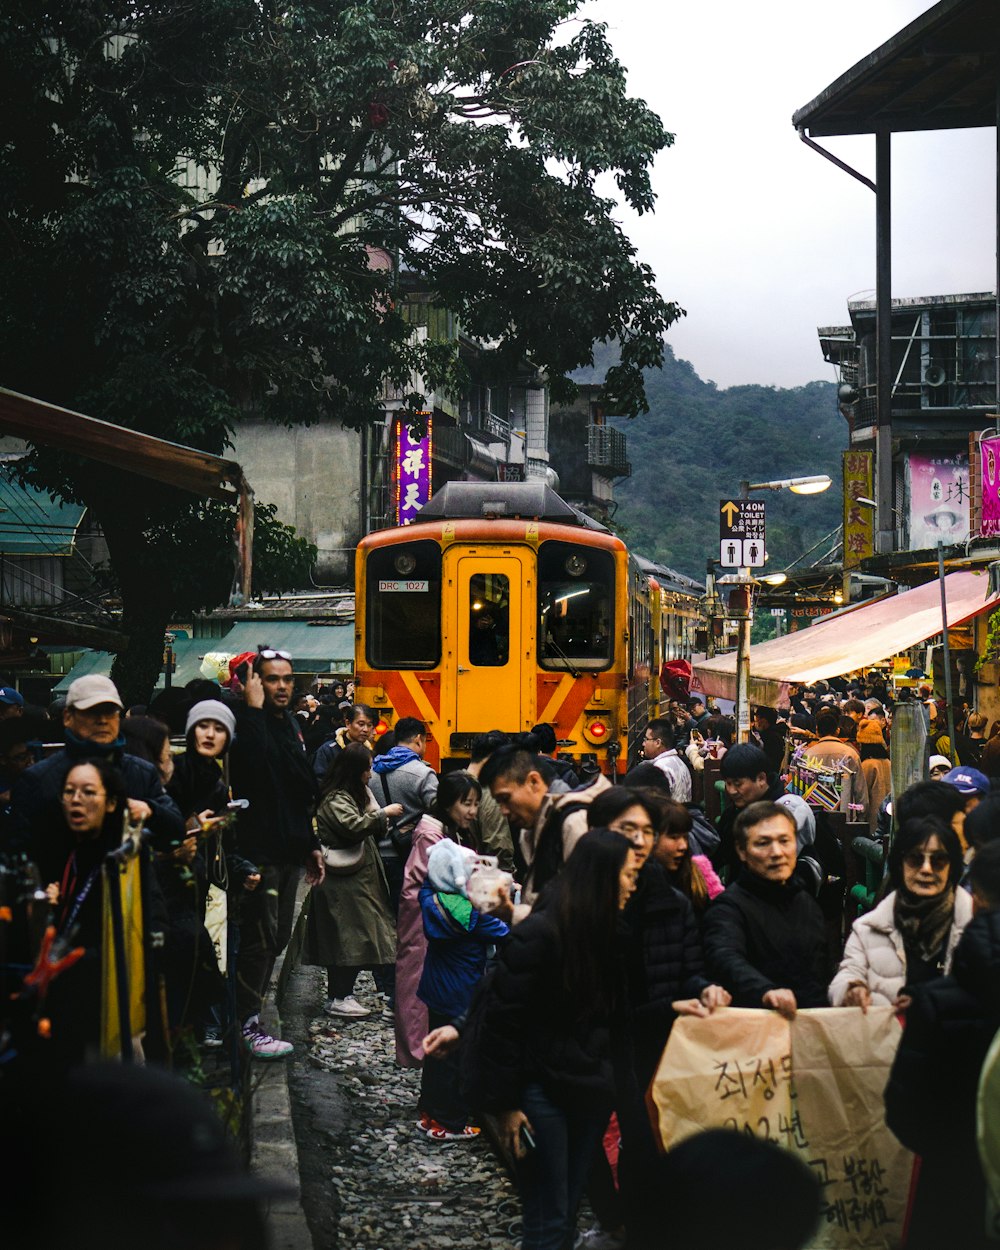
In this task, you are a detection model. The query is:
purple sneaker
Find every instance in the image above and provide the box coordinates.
[242,1022,293,1060]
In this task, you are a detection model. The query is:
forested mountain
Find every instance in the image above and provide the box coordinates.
[577,344,845,580]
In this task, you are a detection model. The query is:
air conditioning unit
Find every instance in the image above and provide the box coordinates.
[923,365,947,388]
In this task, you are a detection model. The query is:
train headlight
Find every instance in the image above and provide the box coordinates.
[374,718,392,738]
[564,553,588,577]
[394,552,417,575]
[583,717,611,746]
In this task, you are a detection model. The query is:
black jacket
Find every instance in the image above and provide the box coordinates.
[885,910,1000,1157]
[702,869,829,1009]
[470,902,617,1115]
[882,911,1000,1250]
[228,706,318,866]
[623,862,709,1086]
[5,734,184,883]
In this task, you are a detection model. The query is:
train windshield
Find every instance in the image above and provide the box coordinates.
[537,542,614,671]
[366,541,441,668]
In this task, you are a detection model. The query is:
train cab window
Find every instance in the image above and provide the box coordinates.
[366,541,441,668]
[538,541,614,670]
[469,574,509,667]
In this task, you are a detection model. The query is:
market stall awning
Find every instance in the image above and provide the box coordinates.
[53,638,207,695]
[217,621,354,670]
[692,571,997,703]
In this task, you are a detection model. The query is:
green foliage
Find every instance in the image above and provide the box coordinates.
[975,608,1000,673]
[0,0,680,698]
[583,344,844,579]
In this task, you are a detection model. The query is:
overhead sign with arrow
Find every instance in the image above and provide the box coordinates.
[719,499,766,568]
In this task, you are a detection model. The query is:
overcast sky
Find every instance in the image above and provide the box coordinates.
[580,0,996,388]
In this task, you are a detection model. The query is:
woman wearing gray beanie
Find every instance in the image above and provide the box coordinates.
[169,698,261,1048]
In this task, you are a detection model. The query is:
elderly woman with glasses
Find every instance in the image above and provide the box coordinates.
[829,814,973,1012]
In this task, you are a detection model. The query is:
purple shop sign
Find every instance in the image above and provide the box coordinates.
[394,417,433,526]
[981,437,1000,538]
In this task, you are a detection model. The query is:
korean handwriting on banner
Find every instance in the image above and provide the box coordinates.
[653,1008,914,1249]
[395,417,432,525]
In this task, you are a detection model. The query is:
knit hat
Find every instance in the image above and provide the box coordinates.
[856,719,886,746]
[426,839,478,895]
[185,699,236,744]
[929,754,952,773]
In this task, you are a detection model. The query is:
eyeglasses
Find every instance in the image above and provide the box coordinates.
[902,850,950,872]
[258,648,292,661]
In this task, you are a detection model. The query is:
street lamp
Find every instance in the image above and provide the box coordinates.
[741,474,832,496]
[731,474,832,742]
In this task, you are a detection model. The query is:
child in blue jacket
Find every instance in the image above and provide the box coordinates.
[417,839,509,1140]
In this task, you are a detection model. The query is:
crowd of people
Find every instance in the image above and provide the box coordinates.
[4,659,1000,1249]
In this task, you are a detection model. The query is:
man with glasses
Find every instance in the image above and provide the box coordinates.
[4,674,183,884]
[229,647,324,1059]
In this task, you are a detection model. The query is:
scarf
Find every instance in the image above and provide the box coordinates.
[894,885,956,964]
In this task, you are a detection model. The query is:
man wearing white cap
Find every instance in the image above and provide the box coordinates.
[4,674,184,883]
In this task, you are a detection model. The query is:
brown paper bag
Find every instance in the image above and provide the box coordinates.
[651,1007,914,1250]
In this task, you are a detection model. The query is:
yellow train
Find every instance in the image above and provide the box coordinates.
[354,482,701,775]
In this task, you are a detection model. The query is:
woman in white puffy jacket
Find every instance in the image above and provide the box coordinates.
[829,815,973,1011]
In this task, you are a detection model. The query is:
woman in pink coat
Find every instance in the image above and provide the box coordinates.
[394,771,482,1067]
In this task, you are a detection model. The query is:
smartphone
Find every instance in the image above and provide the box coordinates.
[520,1125,536,1153]
[227,799,250,810]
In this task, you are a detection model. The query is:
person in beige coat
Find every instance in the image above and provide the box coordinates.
[829,814,972,1010]
[857,718,891,835]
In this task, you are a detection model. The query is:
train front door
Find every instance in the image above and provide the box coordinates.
[443,553,524,737]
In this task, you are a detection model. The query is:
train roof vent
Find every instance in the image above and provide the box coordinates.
[418,481,584,524]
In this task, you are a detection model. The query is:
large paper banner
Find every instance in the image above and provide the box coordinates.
[652,1007,914,1249]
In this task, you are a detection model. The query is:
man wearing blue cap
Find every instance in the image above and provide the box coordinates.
[0,686,24,720]
[942,766,991,820]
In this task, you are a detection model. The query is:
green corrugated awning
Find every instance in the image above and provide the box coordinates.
[217,621,354,670]
[53,637,208,694]
[0,462,85,556]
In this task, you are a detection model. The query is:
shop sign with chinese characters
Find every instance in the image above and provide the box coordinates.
[905,451,969,549]
[842,451,874,571]
[393,415,432,526]
[980,436,1000,539]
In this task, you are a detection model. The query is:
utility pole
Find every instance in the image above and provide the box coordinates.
[734,480,753,743]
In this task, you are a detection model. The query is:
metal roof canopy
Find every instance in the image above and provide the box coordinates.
[793,0,1000,136]
[793,0,1000,560]
[416,481,608,530]
[217,621,354,668]
[692,570,997,702]
[0,387,255,599]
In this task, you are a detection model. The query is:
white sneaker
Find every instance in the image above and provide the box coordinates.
[325,995,372,1019]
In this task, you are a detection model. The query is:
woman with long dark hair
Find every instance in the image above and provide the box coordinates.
[168,700,260,1047]
[468,829,636,1250]
[301,742,402,1018]
[395,770,482,1066]
[588,790,728,1248]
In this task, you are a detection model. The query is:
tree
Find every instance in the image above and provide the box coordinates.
[0,0,682,700]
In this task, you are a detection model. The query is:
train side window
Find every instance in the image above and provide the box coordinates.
[366,541,441,668]
[469,573,509,667]
[538,541,614,671]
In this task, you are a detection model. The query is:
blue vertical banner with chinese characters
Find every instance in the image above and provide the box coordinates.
[393,415,433,526]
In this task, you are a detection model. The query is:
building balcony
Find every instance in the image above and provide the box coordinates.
[586,424,630,478]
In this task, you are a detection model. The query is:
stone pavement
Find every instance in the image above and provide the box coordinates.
[287,963,521,1250]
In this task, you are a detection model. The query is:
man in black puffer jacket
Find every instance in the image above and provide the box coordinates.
[884,844,1000,1250]
[703,800,829,1018]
